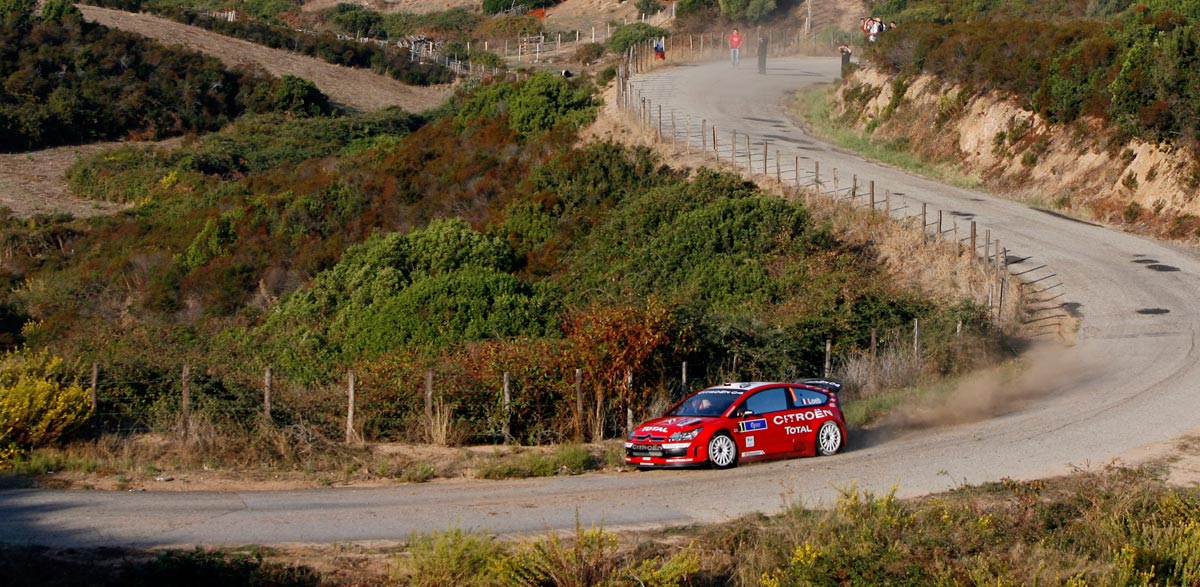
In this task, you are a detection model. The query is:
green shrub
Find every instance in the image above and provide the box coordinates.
[575,42,606,65]
[508,72,597,136]
[596,65,617,85]
[399,528,507,587]
[605,22,669,54]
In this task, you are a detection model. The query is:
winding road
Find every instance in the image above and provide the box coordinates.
[3,57,1200,548]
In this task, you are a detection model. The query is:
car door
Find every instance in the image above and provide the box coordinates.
[733,386,792,459]
[781,386,834,455]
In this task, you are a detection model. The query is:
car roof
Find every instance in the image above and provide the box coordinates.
[706,381,837,393]
[710,382,789,390]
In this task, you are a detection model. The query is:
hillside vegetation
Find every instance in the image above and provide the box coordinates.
[0,54,994,456]
[0,0,330,152]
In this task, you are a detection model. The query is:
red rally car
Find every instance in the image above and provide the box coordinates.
[625,380,847,469]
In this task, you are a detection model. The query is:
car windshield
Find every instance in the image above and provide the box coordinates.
[668,390,742,417]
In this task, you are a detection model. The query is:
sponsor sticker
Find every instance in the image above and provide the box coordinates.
[745,436,755,448]
[738,418,768,433]
[742,450,765,457]
[772,409,834,426]
[785,425,812,435]
[642,426,670,433]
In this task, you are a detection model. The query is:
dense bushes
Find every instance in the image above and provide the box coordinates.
[457,72,597,137]
[0,2,320,152]
[867,3,1200,144]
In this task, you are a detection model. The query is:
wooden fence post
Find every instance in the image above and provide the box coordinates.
[775,150,781,183]
[795,155,800,187]
[681,361,688,392]
[264,367,272,421]
[869,328,877,391]
[575,368,583,442]
[913,319,921,363]
[824,339,832,377]
[625,368,634,434]
[745,135,750,170]
[851,174,857,200]
[937,210,943,241]
[869,180,876,210]
[985,229,992,264]
[90,362,98,412]
[970,221,977,258]
[346,370,356,443]
[701,118,707,152]
[762,142,768,175]
[502,371,511,444]
[713,125,719,162]
[180,364,190,433]
[814,161,820,188]
[424,370,433,428]
[921,203,928,240]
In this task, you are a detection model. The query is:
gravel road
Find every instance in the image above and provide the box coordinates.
[3,57,1199,548]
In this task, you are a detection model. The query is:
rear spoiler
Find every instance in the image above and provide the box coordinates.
[794,378,843,394]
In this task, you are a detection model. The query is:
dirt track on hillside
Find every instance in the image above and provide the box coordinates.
[79,5,452,113]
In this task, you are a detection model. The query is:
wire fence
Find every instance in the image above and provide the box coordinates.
[615,41,1072,340]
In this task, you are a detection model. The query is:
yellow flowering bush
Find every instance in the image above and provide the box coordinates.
[0,350,92,461]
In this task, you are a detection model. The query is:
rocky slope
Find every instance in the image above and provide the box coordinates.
[833,65,1200,242]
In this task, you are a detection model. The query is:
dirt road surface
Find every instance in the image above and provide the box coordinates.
[78,5,452,113]
[3,57,1200,548]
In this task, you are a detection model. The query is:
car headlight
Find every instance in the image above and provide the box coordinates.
[668,429,700,442]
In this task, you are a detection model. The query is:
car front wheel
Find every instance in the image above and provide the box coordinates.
[816,421,843,456]
[708,433,738,469]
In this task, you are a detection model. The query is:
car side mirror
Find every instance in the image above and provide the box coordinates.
[739,409,755,417]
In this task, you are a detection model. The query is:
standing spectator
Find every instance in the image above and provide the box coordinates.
[757,32,768,74]
[729,28,743,67]
[653,37,665,60]
[868,17,884,42]
[859,17,870,40]
[838,44,853,77]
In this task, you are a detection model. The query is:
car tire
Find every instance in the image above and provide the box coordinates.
[707,432,738,469]
[816,421,843,456]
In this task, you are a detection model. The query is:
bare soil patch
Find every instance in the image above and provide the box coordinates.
[78,5,453,113]
[0,143,142,219]
[303,0,478,14]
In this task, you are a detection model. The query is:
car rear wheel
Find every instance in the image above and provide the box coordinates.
[708,433,738,469]
[816,421,843,456]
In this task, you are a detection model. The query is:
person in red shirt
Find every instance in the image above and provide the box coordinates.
[729,28,743,67]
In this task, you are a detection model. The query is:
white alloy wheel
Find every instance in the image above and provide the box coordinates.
[817,421,843,456]
[708,433,738,469]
